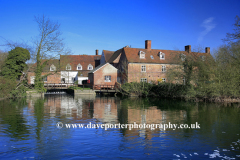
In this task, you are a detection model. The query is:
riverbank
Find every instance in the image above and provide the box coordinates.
[119,82,240,103]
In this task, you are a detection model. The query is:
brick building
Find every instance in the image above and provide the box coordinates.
[27,50,101,85]
[60,51,101,84]
[88,63,118,87]
[104,40,212,84]
[100,50,114,65]
[27,59,61,84]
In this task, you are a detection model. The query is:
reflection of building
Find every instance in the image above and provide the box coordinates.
[93,97,119,123]
[128,106,164,124]
[124,105,188,140]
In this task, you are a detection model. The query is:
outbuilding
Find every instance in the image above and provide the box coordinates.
[88,63,118,89]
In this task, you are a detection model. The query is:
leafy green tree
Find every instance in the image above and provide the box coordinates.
[0,47,30,80]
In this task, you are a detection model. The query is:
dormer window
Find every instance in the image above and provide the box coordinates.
[139,51,145,59]
[50,64,56,71]
[88,64,93,70]
[77,64,82,70]
[180,53,186,61]
[150,55,154,59]
[200,56,206,61]
[159,52,165,60]
[66,64,71,70]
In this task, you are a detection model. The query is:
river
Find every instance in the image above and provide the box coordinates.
[0,94,239,159]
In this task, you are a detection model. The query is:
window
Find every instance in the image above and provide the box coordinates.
[66,64,71,70]
[141,65,146,72]
[159,52,165,60]
[105,76,111,82]
[180,53,186,61]
[61,78,65,83]
[30,76,35,84]
[43,76,47,82]
[50,64,56,71]
[200,56,205,61]
[140,78,147,83]
[77,64,82,70]
[139,51,145,59]
[150,55,154,59]
[183,78,186,85]
[162,65,166,72]
[88,64,93,70]
[162,78,166,82]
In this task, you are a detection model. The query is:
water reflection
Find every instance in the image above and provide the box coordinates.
[0,99,30,140]
[0,95,239,159]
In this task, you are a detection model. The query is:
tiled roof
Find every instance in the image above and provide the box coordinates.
[88,63,108,73]
[77,70,89,77]
[28,59,60,72]
[60,55,101,71]
[103,50,114,62]
[123,47,212,64]
[108,48,123,63]
[88,63,117,74]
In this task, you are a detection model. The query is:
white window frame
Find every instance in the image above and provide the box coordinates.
[66,64,71,70]
[140,78,147,83]
[141,65,146,72]
[159,52,165,60]
[162,65,166,72]
[183,78,186,85]
[43,76,47,82]
[200,56,205,61]
[162,78,166,82]
[88,64,93,70]
[30,76,35,84]
[105,75,111,82]
[50,64,56,71]
[180,53,186,61]
[139,51,145,59]
[77,64,82,70]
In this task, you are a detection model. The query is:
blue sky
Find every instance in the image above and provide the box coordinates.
[0,0,239,55]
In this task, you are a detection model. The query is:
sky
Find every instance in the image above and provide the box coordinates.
[0,0,239,56]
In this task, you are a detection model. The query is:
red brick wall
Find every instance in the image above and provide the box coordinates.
[27,72,61,84]
[93,64,117,86]
[127,63,177,83]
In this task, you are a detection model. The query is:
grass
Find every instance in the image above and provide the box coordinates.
[68,86,92,90]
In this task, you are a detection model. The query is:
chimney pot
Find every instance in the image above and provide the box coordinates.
[185,45,191,53]
[96,49,99,55]
[205,47,210,54]
[145,40,151,50]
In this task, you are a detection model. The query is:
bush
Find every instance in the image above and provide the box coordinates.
[0,77,16,98]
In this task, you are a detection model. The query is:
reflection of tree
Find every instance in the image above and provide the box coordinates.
[117,103,128,135]
[34,98,45,140]
[0,98,30,140]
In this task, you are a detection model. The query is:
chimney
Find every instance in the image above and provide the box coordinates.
[205,47,210,54]
[145,40,151,50]
[185,45,191,53]
[96,49,99,55]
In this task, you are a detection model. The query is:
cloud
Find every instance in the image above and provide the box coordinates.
[66,32,82,37]
[198,17,216,43]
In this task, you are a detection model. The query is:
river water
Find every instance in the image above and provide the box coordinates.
[0,94,239,159]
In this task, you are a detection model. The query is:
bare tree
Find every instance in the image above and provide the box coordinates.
[33,15,70,91]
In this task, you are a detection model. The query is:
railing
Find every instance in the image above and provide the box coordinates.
[44,83,75,89]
